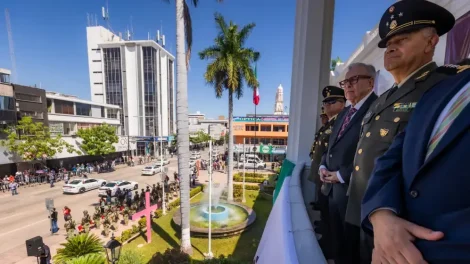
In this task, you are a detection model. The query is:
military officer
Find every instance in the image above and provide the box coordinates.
[308,108,327,161]
[344,1,457,263]
[308,86,345,260]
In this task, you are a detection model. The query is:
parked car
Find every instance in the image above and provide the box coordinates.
[141,165,162,176]
[63,178,107,194]
[98,180,138,197]
[155,158,170,166]
[238,159,266,170]
[192,152,201,159]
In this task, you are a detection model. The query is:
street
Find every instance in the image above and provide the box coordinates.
[0,157,180,264]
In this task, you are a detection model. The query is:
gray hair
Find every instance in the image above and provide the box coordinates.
[421,27,438,38]
[348,62,376,78]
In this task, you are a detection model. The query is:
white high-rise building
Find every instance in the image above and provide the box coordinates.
[274,84,285,115]
[86,26,175,141]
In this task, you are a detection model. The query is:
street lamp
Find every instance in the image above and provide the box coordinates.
[104,233,121,264]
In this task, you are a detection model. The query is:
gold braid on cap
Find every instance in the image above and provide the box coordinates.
[386,20,436,37]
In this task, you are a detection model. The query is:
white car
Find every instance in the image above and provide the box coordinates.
[155,158,170,166]
[98,180,138,197]
[192,152,201,159]
[141,165,162,176]
[238,160,266,170]
[63,178,107,194]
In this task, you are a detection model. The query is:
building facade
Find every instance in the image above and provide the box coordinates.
[0,69,16,134]
[188,112,228,141]
[86,26,176,142]
[13,84,48,126]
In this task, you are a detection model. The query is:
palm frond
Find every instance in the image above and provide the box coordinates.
[198,45,221,60]
[214,12,229,37]
[65,253,105,264]
[238,23,256,46]
[53,233,103,264]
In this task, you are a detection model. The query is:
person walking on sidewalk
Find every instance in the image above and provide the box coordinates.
[9,180,18,196]
[49,208,59,233]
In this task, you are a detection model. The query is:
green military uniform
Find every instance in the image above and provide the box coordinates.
[345,0,458,229]
[308,116,337,184]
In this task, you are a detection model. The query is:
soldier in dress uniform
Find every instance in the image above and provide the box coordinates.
[308,86,345,260]
[343,1,457,263]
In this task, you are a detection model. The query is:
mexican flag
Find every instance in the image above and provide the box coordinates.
[253,65,260,105]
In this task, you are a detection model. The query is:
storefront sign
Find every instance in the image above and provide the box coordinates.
[233,116,289,123]
[234,144,286,154]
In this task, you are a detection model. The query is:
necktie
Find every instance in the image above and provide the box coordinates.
[426,85,470,159]
[337,107,357,139]
[386,84,398,100]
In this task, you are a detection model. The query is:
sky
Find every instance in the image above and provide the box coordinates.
[0,0,394,118]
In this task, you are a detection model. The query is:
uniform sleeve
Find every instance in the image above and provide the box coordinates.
[338,163,353,184]
[361,129,406,235]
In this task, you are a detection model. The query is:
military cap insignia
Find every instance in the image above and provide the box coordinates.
[380,129,389,137]
[389,6,395,13]
[327,92,330,97]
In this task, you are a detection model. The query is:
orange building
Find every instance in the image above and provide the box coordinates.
[232,115,289,146]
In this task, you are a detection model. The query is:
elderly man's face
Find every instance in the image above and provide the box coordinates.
[384,30,432,71]
[342,66,374,105]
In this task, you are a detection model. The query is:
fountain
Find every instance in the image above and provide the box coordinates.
[172,183,256,237]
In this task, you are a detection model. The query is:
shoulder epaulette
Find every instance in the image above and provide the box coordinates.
[436,64,470,75]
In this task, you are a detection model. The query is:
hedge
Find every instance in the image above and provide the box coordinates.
[233,176,265,183]
[116,185,204,243]
[233,172,275,178]
[233,184,260,191]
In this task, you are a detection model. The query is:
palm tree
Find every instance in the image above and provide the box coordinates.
[199,13,260,201]
[163,0,222,255]
[65,254,105,264]
[53,233,103,264]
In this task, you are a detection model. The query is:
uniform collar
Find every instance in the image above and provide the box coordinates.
[328,114,338,121]
[396,61,434,88]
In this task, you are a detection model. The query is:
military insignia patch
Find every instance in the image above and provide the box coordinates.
[415,71,430,80]
[380,129,389,137]
[389,6,395,13]
[393,102,417,112]
[390,20,397,30]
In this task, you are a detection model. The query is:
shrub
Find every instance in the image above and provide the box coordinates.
[119,248,144,264]
[131,224,139,234]
[138,217,146,229]
[233,172,275,178]
[64,253,105,264]
[233,184,260,191]
[149,248,191,264]
[121,229,132,242]
[233,176,265,183]
[53,233,103,264]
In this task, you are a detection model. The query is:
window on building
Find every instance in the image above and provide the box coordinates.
[260,138,271,144]
[21,111,43,119]
[101,106,105,118]
[107,109,118,119]
[0,73,10,84]
[76,103,91,116]
[260,125,272,131]
[245,125,259,131]
[0,96,15,110]
[54,100,74,115]
[272,138,286,145]
[273,125,286,132]
[16,93,41,103]
[249,138,259,144]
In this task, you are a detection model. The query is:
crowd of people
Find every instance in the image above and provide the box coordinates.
[309,1,470,263]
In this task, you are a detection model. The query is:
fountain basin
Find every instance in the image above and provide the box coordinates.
[202,205,229,221]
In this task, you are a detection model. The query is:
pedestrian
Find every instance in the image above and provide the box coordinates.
[63,206,71,221]
[49,174,55,188]
[9,180,18,196]
[49,208,59,233]
[38,242,51,264]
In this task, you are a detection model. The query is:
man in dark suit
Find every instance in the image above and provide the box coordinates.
[308,86,345,259]
[345,1,457,263]
[362,64,470,264]
[319,63,377,264]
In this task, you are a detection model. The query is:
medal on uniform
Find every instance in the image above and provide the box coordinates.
[393,102,417,112]
[380,129,389,137]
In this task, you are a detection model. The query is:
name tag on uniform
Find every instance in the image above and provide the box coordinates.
[393,102,417,112]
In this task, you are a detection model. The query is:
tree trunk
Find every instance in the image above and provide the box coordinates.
[175,0,192,255]
[227,91,234,201]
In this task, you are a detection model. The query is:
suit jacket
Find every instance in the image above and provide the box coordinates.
[362,68,470,263]
[321,93,378,207]
[308,116,338,184]
[345,62,454,227]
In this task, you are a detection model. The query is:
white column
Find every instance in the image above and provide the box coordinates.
[286,0,335,165]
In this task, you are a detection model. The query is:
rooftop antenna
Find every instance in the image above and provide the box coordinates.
[5,9,17,83]
[130,16,134,40]
[87,13,90,26]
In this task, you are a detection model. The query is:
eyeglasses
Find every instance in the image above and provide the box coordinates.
[323,100,339,106]
[339,75,372,88]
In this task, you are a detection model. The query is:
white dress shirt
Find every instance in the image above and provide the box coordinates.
[319,90,375,183]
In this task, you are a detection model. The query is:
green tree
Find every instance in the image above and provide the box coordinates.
[0,116,80,161]
[163,0,223,254]
[53,233,104,264]
[76,124,119,156]
[199,13,259,201]
[331,56,342,71]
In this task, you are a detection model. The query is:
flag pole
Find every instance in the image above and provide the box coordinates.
[254,63,258,176]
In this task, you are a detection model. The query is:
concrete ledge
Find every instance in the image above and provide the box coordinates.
[289,162,327,264]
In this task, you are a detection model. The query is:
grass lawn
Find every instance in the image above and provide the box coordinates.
[124,190,273,263]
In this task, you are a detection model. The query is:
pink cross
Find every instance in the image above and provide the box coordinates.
[131,192,158,243]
